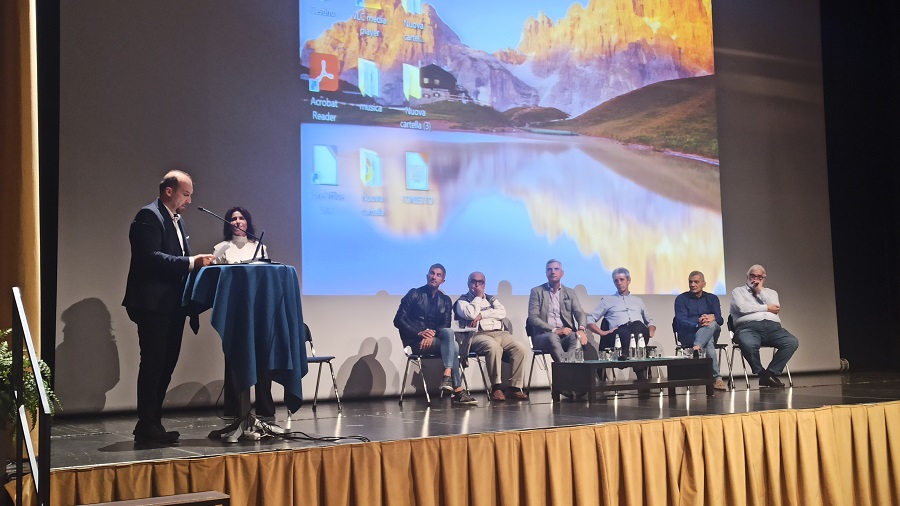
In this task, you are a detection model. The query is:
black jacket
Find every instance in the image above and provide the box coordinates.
[122,199,192,318]
[393,285,453,346]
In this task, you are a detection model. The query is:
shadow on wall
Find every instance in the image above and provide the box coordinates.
[337,337,400,399]
[55,298,120,414]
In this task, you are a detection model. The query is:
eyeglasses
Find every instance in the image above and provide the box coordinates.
[748,274,766,280]
[469,279,485,285]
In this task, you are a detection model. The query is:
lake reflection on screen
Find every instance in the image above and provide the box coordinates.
[301,124,724,296]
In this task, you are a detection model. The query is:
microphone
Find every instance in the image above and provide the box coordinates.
[197,206,272,263]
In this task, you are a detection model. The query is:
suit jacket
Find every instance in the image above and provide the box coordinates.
[122,199,192,318]
[526,283,587,337]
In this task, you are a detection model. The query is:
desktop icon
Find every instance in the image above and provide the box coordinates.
[405,152,429,191]
[360,149,382,187]
[356,0,382,9]
[357,58,380,98]
[312,145,338,185]
[403,64,422,101]
[401,0,421,14]
[309,53,339,92]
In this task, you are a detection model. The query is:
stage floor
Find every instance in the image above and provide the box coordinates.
[48,371,900,470]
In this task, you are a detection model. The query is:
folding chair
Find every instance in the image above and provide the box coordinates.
[398,341,471,405]
[455,320,492,397]
[727,315,793,389]
[525,334,552,394]
[304,324,342,412]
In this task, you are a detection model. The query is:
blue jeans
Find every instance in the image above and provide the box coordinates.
[679,322,722,378]
[411,328,461,388]
[734,320,798,375]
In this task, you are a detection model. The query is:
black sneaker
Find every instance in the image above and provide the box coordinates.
[440,376,453,393]
[451,391,478,406]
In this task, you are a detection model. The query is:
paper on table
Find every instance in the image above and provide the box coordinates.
[213,242,232,260]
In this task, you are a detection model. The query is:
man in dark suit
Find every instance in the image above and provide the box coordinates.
[527,259,599,363]
[123,170,214,444]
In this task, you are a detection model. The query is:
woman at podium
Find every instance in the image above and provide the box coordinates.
[215,206,275,420]
[213,206,268,264]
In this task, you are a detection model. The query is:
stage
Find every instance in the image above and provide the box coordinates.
[48,371,900,469]
[8,370,899,504]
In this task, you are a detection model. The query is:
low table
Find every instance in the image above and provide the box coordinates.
[551,357,714,402]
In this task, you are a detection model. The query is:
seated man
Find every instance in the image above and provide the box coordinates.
[455,271,530,401]
[730,264,799,388]
[394,263,477,405]
[586,267,656,354]
[674,271,727,391]
[526,259,599,362]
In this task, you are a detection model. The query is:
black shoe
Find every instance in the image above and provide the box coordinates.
[560,390,575,399]
[758,371,784,388]
[133,424,180,444]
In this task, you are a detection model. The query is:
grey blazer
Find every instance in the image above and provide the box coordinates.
[526,283,587,336]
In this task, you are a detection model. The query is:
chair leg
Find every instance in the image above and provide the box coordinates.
[327,361,342,412]
[418,357,431,405]
[718,347,734,388]
[476,356,491,396]
[728,347,738,390]
[312,364,324,411]
[784,363,793,387]
[541,355,551,389]
[399,358,412,405]
[526,354,537,394]
[741,353,750,389]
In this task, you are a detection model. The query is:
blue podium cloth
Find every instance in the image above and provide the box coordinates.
[183,264,307,412]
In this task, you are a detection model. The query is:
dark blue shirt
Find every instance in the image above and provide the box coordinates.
[673,291,723,345]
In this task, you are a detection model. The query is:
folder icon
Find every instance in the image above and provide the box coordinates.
[405,152,429,191]
[360,149,382,187]
[357,58,380,98]
[403,64,422,101]
[312,145,338,186]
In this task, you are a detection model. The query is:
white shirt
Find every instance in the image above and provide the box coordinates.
[213,236,269,264]
[730,283,781,325]
[455,294,507,332]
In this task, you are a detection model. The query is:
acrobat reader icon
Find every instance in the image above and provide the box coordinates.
[309,53,339,92]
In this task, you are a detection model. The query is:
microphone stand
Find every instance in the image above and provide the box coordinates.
[197,206,270,262]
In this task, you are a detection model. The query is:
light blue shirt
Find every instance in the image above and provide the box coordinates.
[588,292,654,328]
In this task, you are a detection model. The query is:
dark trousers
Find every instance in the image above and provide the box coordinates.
[734,320,799,375]
[133,309,185,428]
[223,359,275,417]
[599,321,651,356]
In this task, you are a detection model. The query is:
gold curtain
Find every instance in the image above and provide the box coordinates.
[0,0,41,344]
[8,401,900,505]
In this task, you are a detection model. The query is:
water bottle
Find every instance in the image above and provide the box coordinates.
[637,334,646,359]
[628,334,636,359]
[614,334,622,359]
[574,338,584,363]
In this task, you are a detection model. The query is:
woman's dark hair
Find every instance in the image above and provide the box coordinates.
[223,206,255,240]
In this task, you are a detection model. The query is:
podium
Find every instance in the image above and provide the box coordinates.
[183,264,308,418]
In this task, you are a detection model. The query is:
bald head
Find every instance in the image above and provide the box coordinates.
[159,170,194,214]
